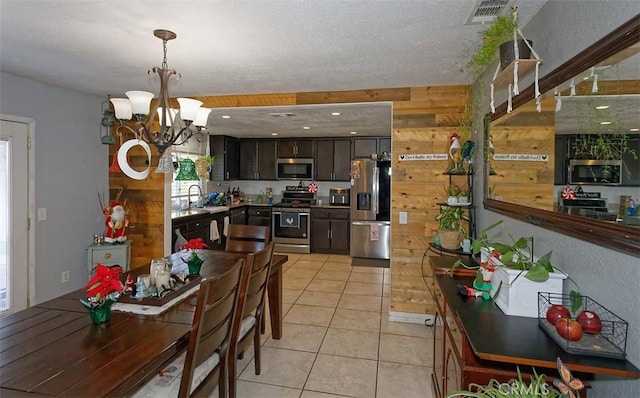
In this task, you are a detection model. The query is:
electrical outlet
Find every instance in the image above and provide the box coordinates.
[399,211,408,224]
[61,270,70,283]
[37,208,47,221]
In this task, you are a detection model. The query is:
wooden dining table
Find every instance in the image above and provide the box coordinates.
[0,250,288,397]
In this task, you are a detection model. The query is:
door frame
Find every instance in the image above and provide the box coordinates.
[1,114,36,312]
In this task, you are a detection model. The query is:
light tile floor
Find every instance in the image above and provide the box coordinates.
[222,253,435,398]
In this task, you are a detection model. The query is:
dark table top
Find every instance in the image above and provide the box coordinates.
[436,272,640,378]
[0,250,287,397]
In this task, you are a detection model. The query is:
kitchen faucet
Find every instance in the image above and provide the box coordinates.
[188,184,203,208]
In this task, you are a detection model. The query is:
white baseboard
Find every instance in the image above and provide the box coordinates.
[389,311,436,326]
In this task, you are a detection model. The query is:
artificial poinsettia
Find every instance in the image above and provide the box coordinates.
[181,238,208,260]
[81,264,125,308]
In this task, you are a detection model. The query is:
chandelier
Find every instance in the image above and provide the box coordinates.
[110,29,211,173]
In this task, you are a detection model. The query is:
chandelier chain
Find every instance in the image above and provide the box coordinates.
[162,39,169,70]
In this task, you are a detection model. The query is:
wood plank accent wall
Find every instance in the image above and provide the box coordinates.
[109,85,471,316]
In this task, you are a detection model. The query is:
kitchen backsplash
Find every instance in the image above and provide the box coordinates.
[207,180,351,202]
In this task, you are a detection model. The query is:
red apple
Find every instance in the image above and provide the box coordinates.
[577,310,602,334]
[556,318,583,341]
[546,304,571,325]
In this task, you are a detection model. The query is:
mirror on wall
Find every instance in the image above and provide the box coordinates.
[484,16,640,257]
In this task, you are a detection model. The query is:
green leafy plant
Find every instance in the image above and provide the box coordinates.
[447,357,584,398]
[436,205,469,235]
[467,14,518,77]
[462,220,582,312]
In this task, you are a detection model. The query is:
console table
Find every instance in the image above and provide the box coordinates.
[428,255,639,397]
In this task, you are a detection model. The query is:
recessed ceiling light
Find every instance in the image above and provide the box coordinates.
[331,112,341,116]
[630,128,639,132]
[221,115,231,119]
[600,121,612,125]
[350,131,357,135]
[271,132,278,136]
[303,126,310,130]
[595,105,609,110]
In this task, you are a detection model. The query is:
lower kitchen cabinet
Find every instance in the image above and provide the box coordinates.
[230,206,247,224]
[247,206,271,226]
[172,212,227,253]
[311,207,349,254]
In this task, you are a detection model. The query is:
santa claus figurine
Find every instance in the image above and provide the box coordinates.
[104,201,129,244]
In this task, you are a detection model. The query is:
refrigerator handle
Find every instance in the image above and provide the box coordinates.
[373,165,379,215]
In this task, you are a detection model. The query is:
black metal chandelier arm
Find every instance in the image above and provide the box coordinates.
[171,126,205,147]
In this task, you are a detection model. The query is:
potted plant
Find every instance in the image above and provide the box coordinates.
[181,238,208,276]
[435,205,469,250]
[80,263,125,324]
[467,10,531,77]
[447,357,584,397]
[459,220,581,317]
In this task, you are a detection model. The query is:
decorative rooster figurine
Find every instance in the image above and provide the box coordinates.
[448,133,462,173]
[461,140,475,173]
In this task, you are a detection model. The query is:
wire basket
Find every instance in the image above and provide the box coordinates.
[538,292,628,359]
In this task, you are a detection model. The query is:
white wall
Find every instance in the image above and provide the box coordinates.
[0,72,107,303]
[475,1,640,396]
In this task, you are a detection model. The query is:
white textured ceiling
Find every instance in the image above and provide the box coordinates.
[0,0,548,137]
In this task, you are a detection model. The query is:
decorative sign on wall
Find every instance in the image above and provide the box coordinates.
[398,153,448,161]
[493,154,549,162]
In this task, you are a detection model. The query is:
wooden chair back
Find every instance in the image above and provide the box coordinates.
[225,224,271,253]
[178,259,246,398]
[228,241,275,398]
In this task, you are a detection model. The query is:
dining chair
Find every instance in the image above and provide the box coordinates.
[227,241,275,398]
[134,259,247,398]
[225,224,270,253]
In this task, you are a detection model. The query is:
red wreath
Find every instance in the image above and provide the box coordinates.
[561,186,575,199]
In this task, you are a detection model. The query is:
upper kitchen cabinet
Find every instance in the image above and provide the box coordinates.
[352,137,391,159]
[278,139,314,158]
[239,139,277,180]
[210,135,239,180]
[316,139,351,181]
[379,137,391,154]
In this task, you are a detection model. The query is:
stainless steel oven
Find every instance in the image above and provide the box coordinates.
[272,207,311,253]
[271,185,316,253]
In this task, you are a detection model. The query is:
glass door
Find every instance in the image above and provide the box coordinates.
[0,119,29,316]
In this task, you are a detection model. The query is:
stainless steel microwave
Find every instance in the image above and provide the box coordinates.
[276,158,314,180]
[568,159,622,185]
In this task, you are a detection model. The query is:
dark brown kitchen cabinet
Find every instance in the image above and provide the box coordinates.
[210,135,239,180]
[230,206,247,225]
[247,206,271,226]
[311,208,349,254]
[352,137,378,158]
[239,139,276,180]
[379,137,391,154]
[278,139,314,158]
[315,139,351,181]
[171,212,228,252]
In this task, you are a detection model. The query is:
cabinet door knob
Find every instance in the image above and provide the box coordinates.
[104,252,111,259]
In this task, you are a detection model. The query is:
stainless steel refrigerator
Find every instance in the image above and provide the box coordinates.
[350,160,391,262]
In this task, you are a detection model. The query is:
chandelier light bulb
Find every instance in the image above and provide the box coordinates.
[177,98,203,122]
[110,98,132,120]
[126,91,155,116]
[194,107,212,128]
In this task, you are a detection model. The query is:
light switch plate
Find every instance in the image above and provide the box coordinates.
[37,208,47,221]
[399,211,408,224]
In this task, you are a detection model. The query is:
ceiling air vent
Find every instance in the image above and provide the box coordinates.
[269,112,295,118]
[465,0,511,25]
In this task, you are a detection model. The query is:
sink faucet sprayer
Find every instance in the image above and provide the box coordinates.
[188,185,203,208]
